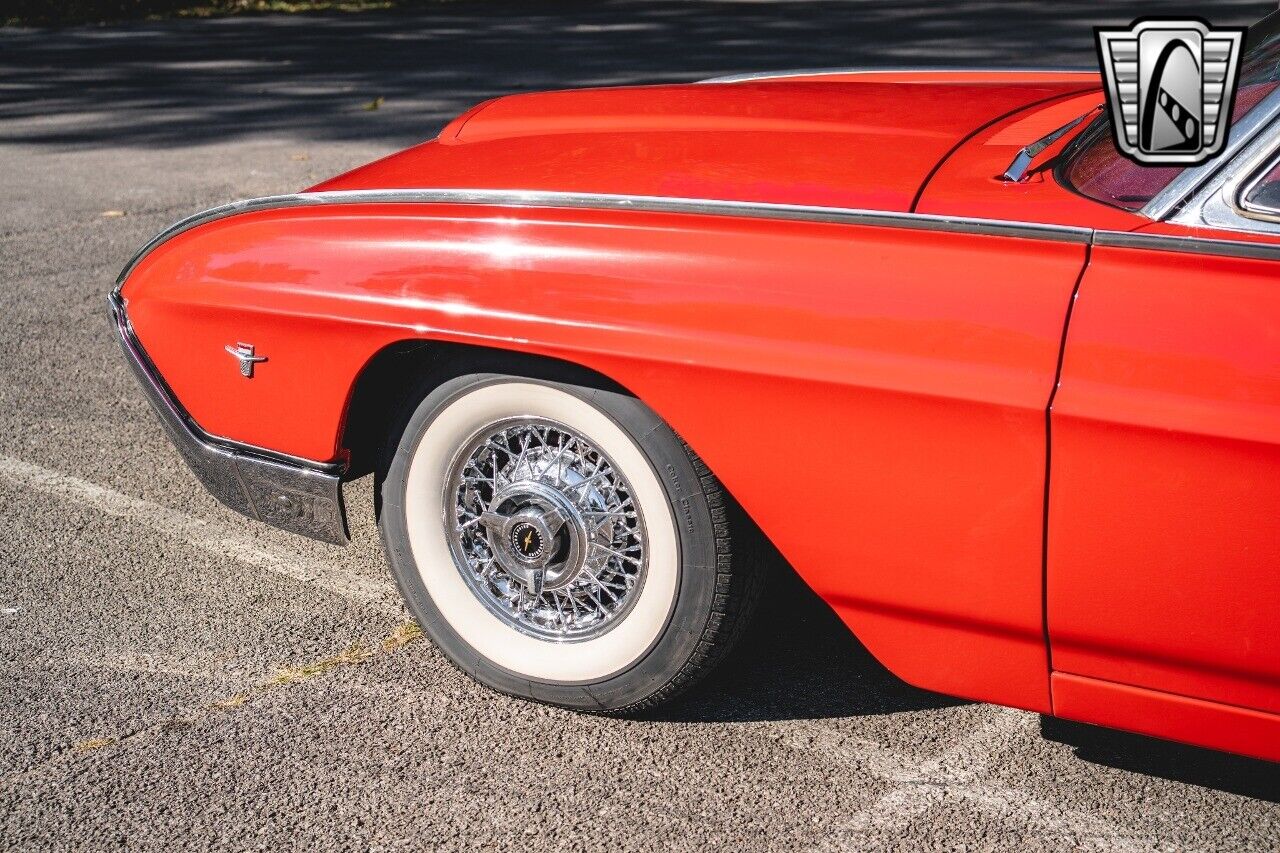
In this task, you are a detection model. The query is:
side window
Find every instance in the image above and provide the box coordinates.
[1239,155,1280,220]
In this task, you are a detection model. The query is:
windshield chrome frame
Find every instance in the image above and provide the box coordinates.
[1168,103,1280,234]
[1140,84,1280,220]
[1236,148,1280,222]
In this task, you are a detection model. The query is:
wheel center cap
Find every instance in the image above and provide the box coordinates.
[509,520,548,562]
[447,421,649,640]
[482,486,586,593]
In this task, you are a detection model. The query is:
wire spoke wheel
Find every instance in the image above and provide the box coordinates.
[444,418,648,641]
[385,374,763,710]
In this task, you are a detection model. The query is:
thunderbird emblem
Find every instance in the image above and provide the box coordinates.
[224,342,267,378]
[1096,18,1245,165]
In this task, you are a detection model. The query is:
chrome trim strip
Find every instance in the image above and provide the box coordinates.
[1233,149,1280,224]
[117,190,1279,314]
[1141,85,1280,221]
[115,189,1095,290]
[111,292,349,544]
[1094,230,1280,261]
[1167,104,1280,236]
[697,67,1094,84]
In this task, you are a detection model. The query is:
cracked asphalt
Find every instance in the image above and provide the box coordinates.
[1,1,1278,850]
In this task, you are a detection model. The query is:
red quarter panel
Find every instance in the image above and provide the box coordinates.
[123,204,1086,711]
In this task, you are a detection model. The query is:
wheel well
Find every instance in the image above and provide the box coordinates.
[340,340,631,479]
[344,338,802,660]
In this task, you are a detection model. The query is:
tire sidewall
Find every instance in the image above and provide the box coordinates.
[380,373,720,711]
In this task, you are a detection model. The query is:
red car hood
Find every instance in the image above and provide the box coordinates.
[313,75,1098,212]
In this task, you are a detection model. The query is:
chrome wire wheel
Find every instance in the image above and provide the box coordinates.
[444,418,648,641]
[385,373,764,710]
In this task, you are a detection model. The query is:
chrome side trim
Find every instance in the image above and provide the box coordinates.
[115,188,1096,289]
[1141,85,1280,221]
[1093,230,1280,261]
[697,67,1094,84]
[111,292,349,545]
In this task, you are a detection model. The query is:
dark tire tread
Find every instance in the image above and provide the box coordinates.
[606,442,767,715]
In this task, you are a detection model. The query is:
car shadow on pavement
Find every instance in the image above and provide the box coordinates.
[665,551,1280,801]
[1,0,1271,150]
[657,556,970,724]
[1042,718,1280,803]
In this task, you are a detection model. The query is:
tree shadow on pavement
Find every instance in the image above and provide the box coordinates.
[1,0,1270,150]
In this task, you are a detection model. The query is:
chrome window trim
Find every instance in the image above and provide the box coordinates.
[1168,105,1280,236]
[697,67,1093,84]
[1234,149,1280,223]
[114,188,1096,292]
[1141,85,1280,221]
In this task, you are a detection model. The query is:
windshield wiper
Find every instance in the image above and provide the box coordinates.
[1001,105,1103,183]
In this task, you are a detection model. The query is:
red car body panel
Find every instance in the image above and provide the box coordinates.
[313,79,1095,213]
[1049,243,1280,714]
[915,91,1148,229]
[124,203,1089,713]
[1053,673,1280,762]
[713,71,1103,85]
[116,71,1280,761]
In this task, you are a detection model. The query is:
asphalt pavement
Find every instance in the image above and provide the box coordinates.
[1,1,1278,850]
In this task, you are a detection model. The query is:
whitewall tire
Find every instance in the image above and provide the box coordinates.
[379,372,765,712]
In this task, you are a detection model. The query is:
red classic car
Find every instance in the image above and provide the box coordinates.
[113,15,1280,761]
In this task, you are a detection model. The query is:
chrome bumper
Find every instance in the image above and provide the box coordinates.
[110,292,349,545]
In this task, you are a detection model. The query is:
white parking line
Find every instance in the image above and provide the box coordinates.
[772,711,1165,852]
[0,455,1183,850]
[0,454,398,613]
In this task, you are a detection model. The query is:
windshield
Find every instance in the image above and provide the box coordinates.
[1061,12,1280,212]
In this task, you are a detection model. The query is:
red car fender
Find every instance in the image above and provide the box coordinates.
[123,201,1090,712]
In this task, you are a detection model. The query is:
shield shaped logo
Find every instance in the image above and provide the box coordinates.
[1096,19,1245,165]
